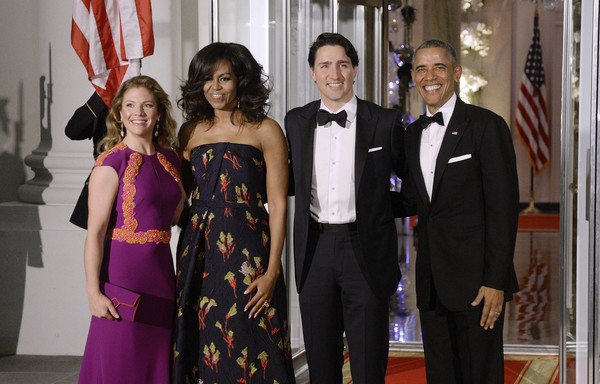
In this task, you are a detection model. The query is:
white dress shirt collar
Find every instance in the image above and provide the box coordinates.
[319,96,357,127]
[427,93,457,127]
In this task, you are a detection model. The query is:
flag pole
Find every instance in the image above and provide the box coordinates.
[523,1,541,215]
[523,166,540,214]
[517,0,548,215]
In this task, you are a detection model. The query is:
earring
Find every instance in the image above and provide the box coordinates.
[237,99,240,109]
[154,121,160,137]
[120,122,125,138]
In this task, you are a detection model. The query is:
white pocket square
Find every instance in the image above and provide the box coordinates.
[448,154,472,163]
[368,146,383,153]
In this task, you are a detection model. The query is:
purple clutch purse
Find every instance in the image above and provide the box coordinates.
[101,282,141,322]
[100,281,174,328]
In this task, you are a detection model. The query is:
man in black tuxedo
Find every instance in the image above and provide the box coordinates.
[285,33,405,383]
[402,39,520,383]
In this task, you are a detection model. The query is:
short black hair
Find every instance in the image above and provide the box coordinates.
[307,33,359,68]
[413,39,458,67]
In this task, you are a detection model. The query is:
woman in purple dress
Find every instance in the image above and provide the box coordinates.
[172,43,295,383]
[78,75,185,384]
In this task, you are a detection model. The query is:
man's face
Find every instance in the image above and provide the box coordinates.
[411,47,462,113]
[310,44,357,111]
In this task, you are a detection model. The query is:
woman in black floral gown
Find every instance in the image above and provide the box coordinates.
[173,42,295,384]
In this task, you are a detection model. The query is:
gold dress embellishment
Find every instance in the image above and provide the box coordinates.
[111,149,175,244]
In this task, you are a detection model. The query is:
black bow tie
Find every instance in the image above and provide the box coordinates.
[317,109,348,127]
[418,112,444,128]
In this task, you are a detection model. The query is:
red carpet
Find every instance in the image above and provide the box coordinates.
[342,351,559,383]
[517,214,560,232]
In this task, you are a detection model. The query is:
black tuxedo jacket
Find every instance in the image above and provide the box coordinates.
[285,98,405,298]
[65,92,108,229]
[402,98,520,311]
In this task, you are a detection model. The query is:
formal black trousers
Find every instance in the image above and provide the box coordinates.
[420,300,506,384]
[298,226,390,384]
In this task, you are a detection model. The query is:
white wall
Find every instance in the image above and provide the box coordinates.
[0,0,184,355]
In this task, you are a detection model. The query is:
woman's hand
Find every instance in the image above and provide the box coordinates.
[243,273,278,318]
[87,290,120,320]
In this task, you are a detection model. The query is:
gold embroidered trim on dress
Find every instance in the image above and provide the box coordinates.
[95,142,127,166]
[157,151,181,182]
[106,146,179,244]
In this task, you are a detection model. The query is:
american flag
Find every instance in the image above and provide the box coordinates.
[71,0,154,107]
[514,249,548,341]
[515,12,550,173]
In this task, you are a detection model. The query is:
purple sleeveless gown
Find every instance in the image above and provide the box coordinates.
[78,142,181,384]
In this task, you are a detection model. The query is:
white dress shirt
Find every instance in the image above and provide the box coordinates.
[420,93,457,200]
[311,96,357,224]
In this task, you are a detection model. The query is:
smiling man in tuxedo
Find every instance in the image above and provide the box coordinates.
[284,32,405,383]
[402,39,520,383]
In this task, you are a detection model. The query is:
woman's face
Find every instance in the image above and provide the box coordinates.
[203,60,238,111]
[119,86,160,139]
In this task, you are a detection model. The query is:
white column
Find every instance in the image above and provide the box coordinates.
[17,44,94,205]
[0,0,93,356]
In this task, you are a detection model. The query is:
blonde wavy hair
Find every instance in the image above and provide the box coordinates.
[98,75,178,153]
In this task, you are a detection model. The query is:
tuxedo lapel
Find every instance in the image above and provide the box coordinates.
[355,99,376,197]
[297,102,320,199]
[431,99,468,203]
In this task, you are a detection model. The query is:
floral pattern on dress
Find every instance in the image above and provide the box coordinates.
[173,143,294,384]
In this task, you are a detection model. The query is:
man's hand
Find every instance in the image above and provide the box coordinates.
[471,286,504,330]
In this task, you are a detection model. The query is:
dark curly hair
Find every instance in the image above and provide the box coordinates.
[178,42,270,125]
[308,33,359,68]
